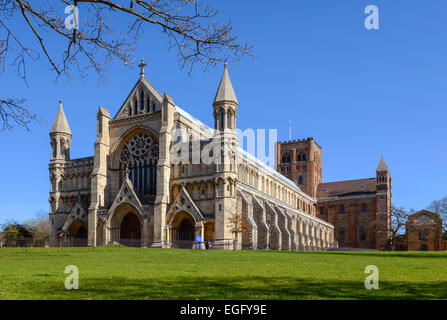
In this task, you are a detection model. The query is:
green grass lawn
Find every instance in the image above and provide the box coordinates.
[0,246,446,300]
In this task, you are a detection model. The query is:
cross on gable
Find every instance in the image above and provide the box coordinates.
[138,58,147,77]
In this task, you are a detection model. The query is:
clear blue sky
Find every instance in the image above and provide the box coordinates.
[1,0,446,222]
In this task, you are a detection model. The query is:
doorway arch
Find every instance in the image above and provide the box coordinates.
[68,219,88,247]
[119,212,141,247]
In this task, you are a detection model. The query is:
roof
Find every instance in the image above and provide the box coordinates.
[376,155,388,171]
[213,64,238,105]
[174,106,305,195]
[50,100,71,135]
[317,178,376,198]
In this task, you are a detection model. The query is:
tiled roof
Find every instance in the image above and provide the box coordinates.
[317,178,376,198]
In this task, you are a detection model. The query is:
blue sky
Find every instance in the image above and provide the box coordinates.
[0,0,446,222]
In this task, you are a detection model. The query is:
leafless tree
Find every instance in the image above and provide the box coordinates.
[428,196,447,233]
[389,206,410,251]
[0,0,252,130]
[226,196,247,249]
[23,211,50,244]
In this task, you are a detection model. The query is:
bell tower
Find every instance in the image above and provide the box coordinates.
[376,155,392,250]
[212,63,239,249]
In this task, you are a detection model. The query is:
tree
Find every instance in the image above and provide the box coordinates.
[428,195,447,233]
[0,0,252,130]
[225,195,247,250]
[23,211,50,246]
[0,219,33,247]
[389,206,410,251]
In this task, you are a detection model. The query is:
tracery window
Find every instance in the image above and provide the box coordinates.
[119,133,159,197]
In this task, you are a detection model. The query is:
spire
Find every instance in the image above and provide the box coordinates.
[50,100,71,135]
[138,58,147,78]
[376,155,388,171]
[213,63,238,105]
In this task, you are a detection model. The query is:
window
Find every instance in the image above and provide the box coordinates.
[359,229,366,241]
[298,176,303,185]
[339,205,345,213]
[282,156,286,163]
[361,203,367,212]
[220,111,225,130]
[419,244,428,251]
[287,155,291,163]
[338,230,345,242]
[319,207,324,215]
[119,133,159,196]
[297,154,302,162]
[302,154,307,161]
[418,230,429,240]
[140,90,145,111]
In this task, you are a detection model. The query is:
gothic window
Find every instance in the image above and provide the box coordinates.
[220,110,225,130]
[319,207,324,215]
[339,205,345,213]
[302,154,307,161]
[134,98,138,115]
[119,133,159,197]
[140,90,145,111]
[362,203,367,212]
[297,154,301,162]
[282,156,286,163]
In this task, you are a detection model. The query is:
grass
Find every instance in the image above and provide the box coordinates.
[0,246,446,300]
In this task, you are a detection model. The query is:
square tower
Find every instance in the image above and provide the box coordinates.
[275,138,322,197]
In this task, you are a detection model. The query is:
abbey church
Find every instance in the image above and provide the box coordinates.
[48,61,391,250]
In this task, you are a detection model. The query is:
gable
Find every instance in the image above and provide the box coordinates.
[114,77,163,119]
[62,200,88,232]
[166,185,204,225]
[108,176,145,218]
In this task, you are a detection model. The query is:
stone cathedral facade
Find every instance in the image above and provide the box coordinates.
[49,62,337,250]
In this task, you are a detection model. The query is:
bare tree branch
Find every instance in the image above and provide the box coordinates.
[0,0,253,130]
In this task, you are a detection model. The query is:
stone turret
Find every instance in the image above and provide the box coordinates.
[212,64,239,249]
[50,100,71,161]
[88,105,111,246]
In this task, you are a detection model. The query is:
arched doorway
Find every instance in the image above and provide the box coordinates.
[420,244,428,251]
[178,219,194,241]
[69,220,88,247]
[120,212,141,247]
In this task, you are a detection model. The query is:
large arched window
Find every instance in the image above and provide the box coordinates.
[119,133,159,198]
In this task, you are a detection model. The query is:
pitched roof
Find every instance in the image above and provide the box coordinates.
[50,100,71,135]
[317,178,376,198]
[213,63,238,105]
[376,155,388,171]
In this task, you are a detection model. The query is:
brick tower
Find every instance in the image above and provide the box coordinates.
[376,156,392,250]
[275,138,322,197]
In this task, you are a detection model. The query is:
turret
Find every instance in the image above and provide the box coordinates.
[376,155,392,250]
[213,63,238,132]
[50,100,71,161]
[212,64,239,249]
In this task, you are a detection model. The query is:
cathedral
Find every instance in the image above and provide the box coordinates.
[48,60,386,250]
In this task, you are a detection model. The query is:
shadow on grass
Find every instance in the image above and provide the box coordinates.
[23,276,447,300]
